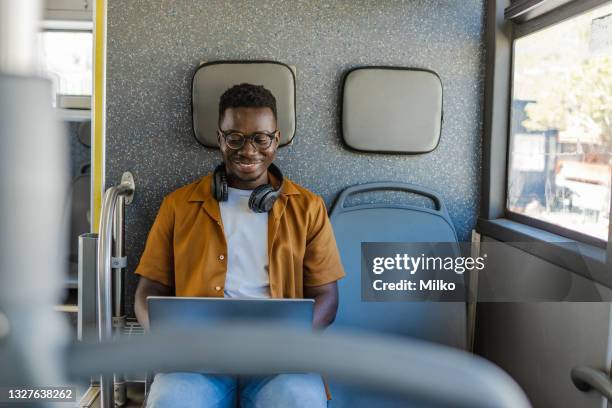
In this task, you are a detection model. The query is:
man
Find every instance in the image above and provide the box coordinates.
[134,83,345,407]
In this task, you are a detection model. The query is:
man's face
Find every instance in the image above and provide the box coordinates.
[217,107,280,189]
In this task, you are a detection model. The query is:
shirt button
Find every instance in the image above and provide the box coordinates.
[215,286,222,291]
[219,254,225,261]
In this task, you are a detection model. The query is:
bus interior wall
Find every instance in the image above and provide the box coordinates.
[104,0,486,318]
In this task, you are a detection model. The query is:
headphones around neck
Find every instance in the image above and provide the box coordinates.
[212,162,284,213]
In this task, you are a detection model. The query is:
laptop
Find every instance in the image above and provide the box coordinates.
[147,296,314,331]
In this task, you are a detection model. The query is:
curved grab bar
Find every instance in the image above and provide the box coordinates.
[332,181,449,216]
[96,172,135,408]
[571,366,612,401]
[69,323,530,408]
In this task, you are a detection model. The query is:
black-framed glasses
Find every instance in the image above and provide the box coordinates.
[218,129,279,150]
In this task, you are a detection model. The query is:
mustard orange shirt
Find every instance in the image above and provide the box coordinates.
[135,172,345,296]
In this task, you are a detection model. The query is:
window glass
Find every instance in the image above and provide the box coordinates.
[37,31,93,100]
[508,3,612,241]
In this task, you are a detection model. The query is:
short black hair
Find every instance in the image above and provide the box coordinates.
[218,83,277,122]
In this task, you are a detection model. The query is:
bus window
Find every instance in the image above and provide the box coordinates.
[37,30,92,107]
[507,3,612,244]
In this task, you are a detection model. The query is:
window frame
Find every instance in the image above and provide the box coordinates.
[479,0,612,280]
[505,0,611,248]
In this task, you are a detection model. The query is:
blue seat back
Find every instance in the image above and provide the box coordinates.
[329,182,466,349]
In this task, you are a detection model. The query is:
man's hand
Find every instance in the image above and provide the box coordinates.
[134,276,173,331]
[304,282,339,330]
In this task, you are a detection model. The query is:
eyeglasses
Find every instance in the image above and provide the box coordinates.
[218,129,279,150]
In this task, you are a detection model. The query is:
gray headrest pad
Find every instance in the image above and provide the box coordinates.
[342,68,443,153]
[192,62,296,148]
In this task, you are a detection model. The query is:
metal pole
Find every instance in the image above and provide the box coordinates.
[97,188,117,408]
[113,196,125,319]
[96,173,134,408]
[112,195,126,406]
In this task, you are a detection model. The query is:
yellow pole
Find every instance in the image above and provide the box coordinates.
[92,0,106,232]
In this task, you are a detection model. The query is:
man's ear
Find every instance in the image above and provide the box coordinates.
[216,129,223,147]
[274,130,281,144]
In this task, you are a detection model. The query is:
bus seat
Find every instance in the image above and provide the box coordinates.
[77,120,91,147]
[329,182,465,346]
[327,182,466,406]
[192,60,296,147]
[342,67,443,153]
[67,163,91,287]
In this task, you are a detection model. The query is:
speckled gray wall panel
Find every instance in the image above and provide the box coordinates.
[106,0,486,317]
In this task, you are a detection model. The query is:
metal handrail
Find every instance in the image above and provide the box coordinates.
[69,323,532,408]
[96,172,134,408]
[571,366,612,401]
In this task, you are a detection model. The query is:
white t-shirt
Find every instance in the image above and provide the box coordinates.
[219,187,270,298]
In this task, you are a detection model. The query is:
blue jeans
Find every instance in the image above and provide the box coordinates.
[146,372,327,408]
